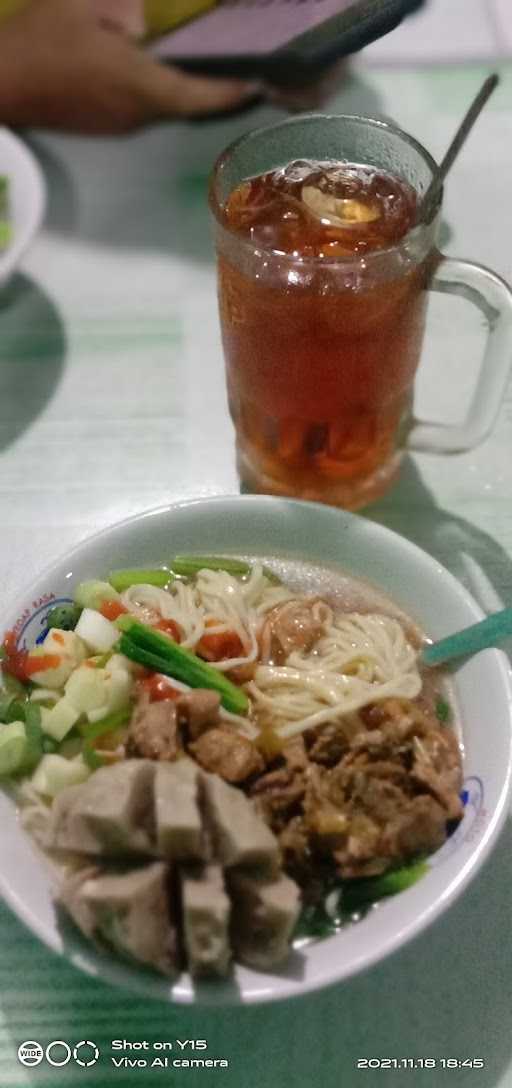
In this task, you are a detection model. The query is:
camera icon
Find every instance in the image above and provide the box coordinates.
[17,1042,43,1067]
[18,1039,100,1068]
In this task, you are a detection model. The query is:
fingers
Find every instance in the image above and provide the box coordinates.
[136,59,261,119]
[265,60,349,113]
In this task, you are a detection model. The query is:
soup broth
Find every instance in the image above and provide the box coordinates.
[1,553,462,975]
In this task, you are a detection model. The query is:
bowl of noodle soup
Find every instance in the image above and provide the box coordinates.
[0,495,511,1003]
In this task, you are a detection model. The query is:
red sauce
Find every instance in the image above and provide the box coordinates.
[139,674,180,702]
[197,623,244,662]
[155,618,181,642]
[1,629,60,683]
[1,629,29,683]
[24,653,61,677]
[100,600,128,621]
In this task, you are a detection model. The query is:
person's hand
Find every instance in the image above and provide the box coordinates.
[0,0,259,133]
[265,60,349,113]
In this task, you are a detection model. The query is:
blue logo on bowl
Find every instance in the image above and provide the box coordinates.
[12,596,74,651]
[430,776,486,865]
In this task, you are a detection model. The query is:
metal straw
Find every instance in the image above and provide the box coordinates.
[420,73,500,222]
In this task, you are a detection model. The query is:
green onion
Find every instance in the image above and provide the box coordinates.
[20,704,43,773]
[88,652,112,669]
[4,699,27,725]
[79,707,132,740]
[435,697,451,724]
[293,902,336,941]
[0,176,10,252]
[294,861,429,941]
[74,580,120,610]
[108,569,174,593]
[0,223,11,249]
[80,707,132,768]
[0,692,16,723]
[169,555,282,585]
[116,617,248,715]
[47,603,82,631]
[342,860,428,913]
[1,673,28,698]
[42,737,59,755]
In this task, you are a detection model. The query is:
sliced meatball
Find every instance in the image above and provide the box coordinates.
[227,870,301,970]
[154,760,206,861]
[126,696,180,761]
[51,759,155,858]
[189,727,264,784]
[199,771,279,872]
[181,864,231,977]
[59,862,179,977]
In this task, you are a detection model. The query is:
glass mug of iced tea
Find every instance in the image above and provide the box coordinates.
[210,114,512,509]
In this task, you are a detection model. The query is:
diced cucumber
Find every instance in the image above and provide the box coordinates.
[28,629,87,689]
[40,697,81,742]
[0,702,42,775]
[87,653,112,669]
[75,609,119,654]
[29,688,60,705]
[74,580,120,610]
[87,669,132,723]
[31,753,91,797]
[27,646,73,690]
[0,722,28,777]
[65,666,109,715]
[107,653,135,675]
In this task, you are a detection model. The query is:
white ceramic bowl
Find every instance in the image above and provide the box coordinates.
[0,128,45,287]
[1,496,511,1004]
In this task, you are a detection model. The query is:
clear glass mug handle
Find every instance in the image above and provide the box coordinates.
[407,256,512,453]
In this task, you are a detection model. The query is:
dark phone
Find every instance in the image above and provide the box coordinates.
[149,0,425,86]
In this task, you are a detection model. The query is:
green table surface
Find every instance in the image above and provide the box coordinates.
[1,58,512,1087]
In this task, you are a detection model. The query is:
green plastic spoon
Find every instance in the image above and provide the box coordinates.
[421,607,512,668]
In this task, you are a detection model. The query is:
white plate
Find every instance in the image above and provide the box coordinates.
[1,496,511,1004]
[0,128,45,287]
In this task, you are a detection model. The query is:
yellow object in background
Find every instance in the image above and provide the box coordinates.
[0,0,217,34]
[144,0,217,36]
[0,0,28,20]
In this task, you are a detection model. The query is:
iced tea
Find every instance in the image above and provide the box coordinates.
[216,158,429,508]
